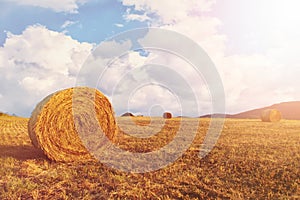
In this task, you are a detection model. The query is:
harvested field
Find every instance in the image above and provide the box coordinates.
[0,115,299,199]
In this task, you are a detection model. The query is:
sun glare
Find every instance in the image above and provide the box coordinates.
[259,0,300,30]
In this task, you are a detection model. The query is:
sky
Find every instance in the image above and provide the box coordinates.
[0,0,300,117]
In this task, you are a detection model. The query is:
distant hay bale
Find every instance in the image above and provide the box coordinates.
[121,112,134,117]
[28,87,118,162]
[0,112,10,117]
[163,112,172,119]
[261,109,282,122]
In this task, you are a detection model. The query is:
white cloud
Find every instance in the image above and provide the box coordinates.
[122,0,216,24]
[119,0,225,115]
[123,8,150,22]
[1,1,298,117]
[86,43,211,116]
[61,20,78,29]
[76,35,207,116]
[128,84,181,114]
[114,23,124,28]
[121,0,300,114]
[4,0,88,13]
[0,25,93,116]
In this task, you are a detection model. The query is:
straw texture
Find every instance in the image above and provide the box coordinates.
[28,87,118,162]
[261,109,282,122]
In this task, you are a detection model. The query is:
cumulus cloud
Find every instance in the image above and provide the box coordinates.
[61,20,79,29]
[119,0,225,115]
[121,0,300,114]
[80,38,212,116]
[123,8,150,22]
[75,33,209,117]
[1,0,298,117]
[0,25,93,116]
[122,0,216,24]
[4,0,88,13]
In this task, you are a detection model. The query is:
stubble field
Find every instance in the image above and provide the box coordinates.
[0,115,299,199]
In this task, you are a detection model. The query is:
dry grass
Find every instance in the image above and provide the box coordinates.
[131,116,152,127]
[28,87,118,162]
[0,115,299,199]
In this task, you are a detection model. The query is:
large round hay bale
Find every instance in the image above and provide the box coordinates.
[261,109,282,122]
[163,112,172,119]
[28,87,118,162]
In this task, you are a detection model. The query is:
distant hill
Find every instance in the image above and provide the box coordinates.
[200,113,233,118]
[199,101,300,120]
[231,101,300,120]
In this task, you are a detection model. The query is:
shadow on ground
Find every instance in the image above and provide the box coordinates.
[0,145,46,160]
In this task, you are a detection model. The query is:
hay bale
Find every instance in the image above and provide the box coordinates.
[121,112,134,117]
[0,112,10,117]
[261,109,282,122]
[163,112,172,119]
[28,87,118,162]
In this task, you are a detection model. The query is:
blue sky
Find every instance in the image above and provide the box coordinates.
[0,0,147,45]
[0,0,300,117]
